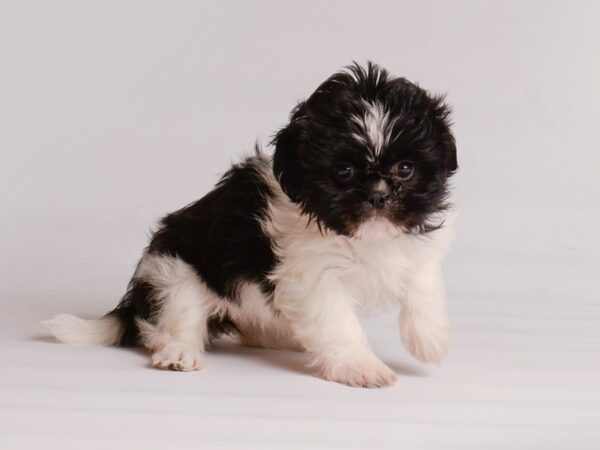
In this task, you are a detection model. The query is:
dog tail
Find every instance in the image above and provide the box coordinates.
[42,314,124,346]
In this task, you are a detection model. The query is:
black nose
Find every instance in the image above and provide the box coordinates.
[368,191,389,209]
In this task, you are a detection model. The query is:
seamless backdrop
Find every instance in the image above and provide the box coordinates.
[1,1,599,449]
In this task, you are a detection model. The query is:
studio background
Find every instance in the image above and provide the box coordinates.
[1,1,599,449]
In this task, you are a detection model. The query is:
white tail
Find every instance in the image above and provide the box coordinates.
[42,314,123,346]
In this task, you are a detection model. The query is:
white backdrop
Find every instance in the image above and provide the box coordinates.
[0,2,599,448]
[1,1,599,312]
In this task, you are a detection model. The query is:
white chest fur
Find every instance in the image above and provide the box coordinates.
[265,206,453,313]
[255,160,455,315]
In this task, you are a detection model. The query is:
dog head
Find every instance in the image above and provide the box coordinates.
[273,62,457,236]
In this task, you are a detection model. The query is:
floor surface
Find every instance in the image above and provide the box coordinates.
[1,290,599,450]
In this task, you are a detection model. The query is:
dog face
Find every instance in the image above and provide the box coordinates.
[273,63,457,236]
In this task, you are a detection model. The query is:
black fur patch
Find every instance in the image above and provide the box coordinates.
[207,315,240,339]
[273,62,457,235]
[109,155,277,345]
[147,155,277,300]
[108,280,154,346]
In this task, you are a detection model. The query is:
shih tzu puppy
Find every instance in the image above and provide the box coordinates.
[44,62,457,388]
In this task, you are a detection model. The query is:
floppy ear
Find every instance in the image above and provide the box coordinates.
[272,117,307,202]
[442,132,458,174]
[431,97,458,175]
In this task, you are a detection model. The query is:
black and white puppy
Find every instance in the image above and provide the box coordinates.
[44,63,457,388]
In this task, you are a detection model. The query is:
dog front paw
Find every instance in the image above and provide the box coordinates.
[400,314,449,364]
[315,348,397,388]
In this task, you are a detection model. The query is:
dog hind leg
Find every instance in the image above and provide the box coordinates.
[135,253,215,371]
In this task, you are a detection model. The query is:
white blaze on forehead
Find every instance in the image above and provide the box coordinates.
[351,102,395,157]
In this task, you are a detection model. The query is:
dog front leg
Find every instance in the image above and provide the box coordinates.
[278,281,397,388]
[399,262,449,363]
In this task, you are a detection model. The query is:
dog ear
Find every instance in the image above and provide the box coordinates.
[442,132,458,174]
[272,116,307,202]
[431,98,458,175]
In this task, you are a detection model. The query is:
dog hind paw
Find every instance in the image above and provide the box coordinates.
[151,343,204,372]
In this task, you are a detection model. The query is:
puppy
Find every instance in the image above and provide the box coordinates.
[44,62,457,388]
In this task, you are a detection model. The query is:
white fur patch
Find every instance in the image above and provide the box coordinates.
[134,254,215,362]
[352,102,395,156]
[254,159,455,383]
[135,250,301,358]
[317,344,398,388]
[42,314,123,346]
[151,342,204,371]
[223,282,300,351]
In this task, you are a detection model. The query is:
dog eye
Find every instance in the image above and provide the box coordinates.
[335,164,354,180]
[395,161,414,180]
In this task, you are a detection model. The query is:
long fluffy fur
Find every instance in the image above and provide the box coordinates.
[44,62,457,387]
[42,314,123,346]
